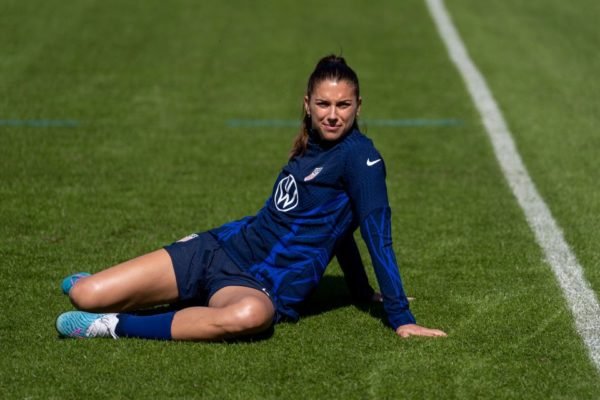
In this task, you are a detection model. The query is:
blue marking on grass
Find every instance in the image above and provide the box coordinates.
[228,119,299,128]
[227,118,462,128]
[364,118,462,127]
[0,119,79,127]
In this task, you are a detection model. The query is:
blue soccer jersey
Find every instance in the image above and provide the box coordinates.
[210,129,415,329]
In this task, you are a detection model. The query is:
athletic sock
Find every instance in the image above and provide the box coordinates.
[114,311,176,340]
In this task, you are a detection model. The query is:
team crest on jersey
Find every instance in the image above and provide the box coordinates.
[303,167,323,182]
[274,174,299,212]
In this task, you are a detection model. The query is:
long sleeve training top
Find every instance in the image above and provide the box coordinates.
[210,129,415,329]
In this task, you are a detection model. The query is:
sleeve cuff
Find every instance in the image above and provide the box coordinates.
[388,309,416,330]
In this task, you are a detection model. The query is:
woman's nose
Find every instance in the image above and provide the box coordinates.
[327,107,338,120]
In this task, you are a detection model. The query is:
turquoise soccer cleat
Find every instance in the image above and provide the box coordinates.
[56,311,119,339]
[60,272,91,295]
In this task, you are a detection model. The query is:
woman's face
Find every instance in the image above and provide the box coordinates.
[304,79,361,141]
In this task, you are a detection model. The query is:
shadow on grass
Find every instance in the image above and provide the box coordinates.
[226,276,389,342]
[223,276,388,342]
[297,275,387,322]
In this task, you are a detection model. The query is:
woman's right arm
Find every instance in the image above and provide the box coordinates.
[335,233,375,302]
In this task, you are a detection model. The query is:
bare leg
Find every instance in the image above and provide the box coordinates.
[69,249,178,313]
[171,286,275,341]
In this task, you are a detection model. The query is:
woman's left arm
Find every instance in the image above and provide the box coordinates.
[360,207,446,337]
[344,137,446,338]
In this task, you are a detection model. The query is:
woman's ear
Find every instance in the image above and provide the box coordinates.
[304,95,310,116]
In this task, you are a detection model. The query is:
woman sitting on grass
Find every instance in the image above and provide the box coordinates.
[56,55,447,341]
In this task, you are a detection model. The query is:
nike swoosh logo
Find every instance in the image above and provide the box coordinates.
[366,158,382,166]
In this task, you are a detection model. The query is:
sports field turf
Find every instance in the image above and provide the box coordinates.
[1,0,599,398]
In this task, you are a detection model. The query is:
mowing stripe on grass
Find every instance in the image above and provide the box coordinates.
[426,0,600,372]
[0,119,79,127]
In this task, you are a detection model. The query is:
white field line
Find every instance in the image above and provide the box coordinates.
[425,0,600,371]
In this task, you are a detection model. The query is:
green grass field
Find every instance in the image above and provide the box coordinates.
[1,0,599,398]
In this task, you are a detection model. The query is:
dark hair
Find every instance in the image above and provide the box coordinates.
[289,55,360,159]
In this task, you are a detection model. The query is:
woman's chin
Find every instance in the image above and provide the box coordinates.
[317,128,348,142]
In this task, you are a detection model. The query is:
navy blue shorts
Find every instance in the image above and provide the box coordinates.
[164,232,269,305]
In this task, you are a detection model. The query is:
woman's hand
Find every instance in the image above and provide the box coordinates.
[371,294,438,337]
[396,324,447,338]
[371,292,415,303]
[371,292,383,302]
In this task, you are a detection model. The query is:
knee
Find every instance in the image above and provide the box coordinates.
[227,297,274,335]
[69,279,106,311]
